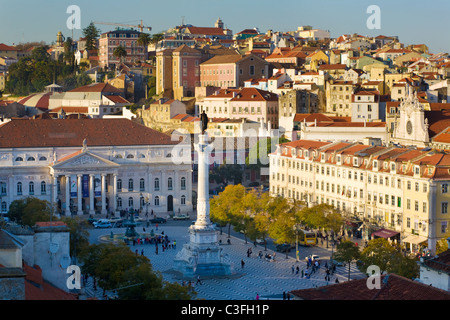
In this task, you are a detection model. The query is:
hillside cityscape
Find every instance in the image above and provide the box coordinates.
[0,13,449,303]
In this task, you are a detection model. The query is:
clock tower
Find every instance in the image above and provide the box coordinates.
[392,86,429,147]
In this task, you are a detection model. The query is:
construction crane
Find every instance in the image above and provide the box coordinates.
[93,20,151,33]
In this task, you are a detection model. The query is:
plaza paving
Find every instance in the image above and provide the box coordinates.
[84,221,365,300]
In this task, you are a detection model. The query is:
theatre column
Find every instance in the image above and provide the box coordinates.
[65,175,70,216]
[77,174,83,215]
[101,174,107,215]
[113,174,117,213]
[52,175,59,218]
[89,174,95,215]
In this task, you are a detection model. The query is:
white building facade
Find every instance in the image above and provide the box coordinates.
[0,118,192,217]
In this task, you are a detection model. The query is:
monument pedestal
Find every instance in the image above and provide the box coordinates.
[173,133,233,278]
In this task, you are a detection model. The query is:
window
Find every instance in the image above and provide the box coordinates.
[29,181,34,195]
[128,179,134,191]
[39,156,47,161]
[180,177,186,190]
[442,184,448,193]
[117,197,122,208]
[442,202,448,214]
[140,178,145,191]
[128,197,134,209]
[127,154,134,159]
[117,179,122,190]
[41,181,46,195]
[27,156,35,161]
[181,195,186,205]
[168,177,173,190]
[0,182,6,196]
[17,182,22,195]
[1,202,6,213]
[154,196,160,206]
[154,178,160,191]
[15,157,23,162]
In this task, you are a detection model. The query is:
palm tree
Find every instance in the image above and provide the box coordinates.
[113,45,127,66]
[137,33,151,60]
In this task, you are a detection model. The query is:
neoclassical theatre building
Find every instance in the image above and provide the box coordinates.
[0,118,192,217]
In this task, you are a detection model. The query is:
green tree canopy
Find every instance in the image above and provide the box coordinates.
[8,197,53,227]
[334,240,361,280]
[82,22,101,50]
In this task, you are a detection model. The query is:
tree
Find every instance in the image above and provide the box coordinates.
[209,163,244,187]
[358,238,419,279]
[78,242,193,299]
[82,22,100,50]
[137,33,151,60]
[334,240,360,280]
[8,197,53,227]
[61,217,90,264]
[151,33,164,45]
[113,45,127,65]
[210,184,245,237]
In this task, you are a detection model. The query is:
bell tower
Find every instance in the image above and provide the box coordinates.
[215,17,224,29]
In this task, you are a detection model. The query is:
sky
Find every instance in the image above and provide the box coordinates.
[0,0,449,53]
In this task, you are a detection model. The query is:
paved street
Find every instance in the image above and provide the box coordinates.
[83,219,365,300]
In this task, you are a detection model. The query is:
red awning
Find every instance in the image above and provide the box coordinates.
[371,228,400,239]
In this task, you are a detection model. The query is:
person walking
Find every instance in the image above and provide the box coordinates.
[196,275,202,285]
[256,293,259,300]
[241,259,245,269]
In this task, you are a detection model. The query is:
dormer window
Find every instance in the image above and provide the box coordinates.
[353,157,359,167]
[321,153,325,162]
[391,163,396,172]
[373,160,378,169]
[292,148,296,157]
[414,166,420,175]
[337,155,342,164]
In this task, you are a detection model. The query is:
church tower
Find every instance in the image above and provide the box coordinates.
[215,17,224,29]
[392,85,429,147]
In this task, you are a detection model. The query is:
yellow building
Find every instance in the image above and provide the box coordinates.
[0,72,5,91]
[269,139,450,255]
[305,50,329,71]
[325,80,357,116]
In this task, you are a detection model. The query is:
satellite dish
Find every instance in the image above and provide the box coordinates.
[49,242,59,254]
[60,255,71,269]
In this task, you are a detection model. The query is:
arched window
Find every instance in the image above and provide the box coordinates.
[140,178,145,191]
[39,156,47,161]
[1,201,6,212]
[27,156,35,161]
[41,181,46,195]
[117,197,122,208]
[181,177,186,190]
[117,179,122,190]
[128,197,134,208]
[168,177,173,190]
[15,157,23,162]
[115,154,123,159]
[181,195,186,205]
[17,182,22,195]
[140,196,145,209]
[154,178,160,191]
[154,196,160,206]
[128,179,133,191]
[29,181,34,195]
[138,154,145,158]
[126,154,134,159]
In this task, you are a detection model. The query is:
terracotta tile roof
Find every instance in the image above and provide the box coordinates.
[185,26,226,36]
[230,87,278,102]
[0,43,17,51]
[23,264,77,300]
[68,83,122,93]
[318,64,347,70]
[0,118,178,148]
[290,274,450,300]
[104,95,130,104]
[201,54,244,65]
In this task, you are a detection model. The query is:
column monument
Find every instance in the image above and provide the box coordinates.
[173,111,233,278]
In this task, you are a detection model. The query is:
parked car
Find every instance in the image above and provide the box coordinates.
[276,243,291,253]
[93,219,112,228]
[330,254,346,267]
[108,217,122,223]
[150,217,167,224]
[87,217,98,225]
[305,254,320,261]
[173,214,190,220]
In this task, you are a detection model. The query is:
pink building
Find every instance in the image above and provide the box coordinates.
[99,30,146,69]
[200,54,270,88]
